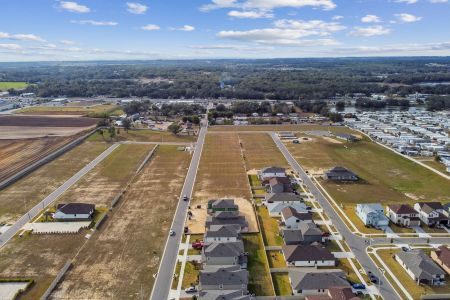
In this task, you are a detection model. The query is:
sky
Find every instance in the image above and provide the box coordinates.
[0,0,450,61]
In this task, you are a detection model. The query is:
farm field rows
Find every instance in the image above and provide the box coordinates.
[0,136,75,182]
[50,146,191,299]
[189,132,256,234]
[15,104,122,117]
[0,141,109,224]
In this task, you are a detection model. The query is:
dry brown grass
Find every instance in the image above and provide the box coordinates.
[189,132,256,233]
[50,146,191,300]
[238,133,289,170]
[0,141,109,224]
[209,125,355,132]
[54,144,153,208]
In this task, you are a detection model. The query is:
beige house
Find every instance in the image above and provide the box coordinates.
[431,246,450,275]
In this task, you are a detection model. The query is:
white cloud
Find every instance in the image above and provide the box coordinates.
[59,40,76,45]
[395,13,422,22]
[71,20,118,26]
[141,24,161,31]
[332,15,343,20]
[0,32,45,42]
[395,0,418,4]
[59,1,90,13]
[429,0,448,3]
[201,0,336,12]
[349,25,391,37]
[217,19,344,46]
[126,2,148,14]
[361,14,381,23]
[228,10,273,18]
[171,25,196,31]
[0,43,22,50]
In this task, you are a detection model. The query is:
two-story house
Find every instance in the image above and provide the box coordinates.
[356,203,389,228]
[386,204,421,228]
[414,202,449,228]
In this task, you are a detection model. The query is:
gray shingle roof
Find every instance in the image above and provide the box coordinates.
[209,199,238,210]
[266,193,302,203]
[198,290,250,300]
[205,225,240,239]
[299,222,323,236]
[56,203,95,215]
[283,245,335,262]
[281,206,313,221]
[204,241,244,258]
[261,167,286,174]
[289,270,349,290]
[200,266,249,286]
[396,250,445,280]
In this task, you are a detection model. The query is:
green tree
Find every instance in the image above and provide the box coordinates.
[122,119,132,132]
[108,126,116,141]
[168,123,182,135]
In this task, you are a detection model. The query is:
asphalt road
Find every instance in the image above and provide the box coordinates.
[270,133,400,300]
[0,143,120,248]
[149,122,207,300]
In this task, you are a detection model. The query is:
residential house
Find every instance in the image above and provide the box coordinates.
[281,206,313,229]
[258,167,286,180]
[288,270,349,296]
[208,199,239,213]
[267,177,293,193]
[305,286,361,300]
[431,246,450,275]
[356,204,389,228]
[282,222,324,245]
[395,250,445,285]
[386,204,421,228]
[323,167,358,182]
[414,202,449,227]
[53,203,95,221]
[263,193,303,205]
[267,201,307,217]
[283,245,336,267]
[199,266,249,292]
[198,290,250,299]
[202,241,247,268]
[206,211,248,232]
[204,225,241,243]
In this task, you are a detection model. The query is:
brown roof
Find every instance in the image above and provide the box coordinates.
[269,177,291,185]
[283,244,335,262]
[435,246,450,267]
[281,206,312,221]
[389,204,416,215]
[329,286,361,300]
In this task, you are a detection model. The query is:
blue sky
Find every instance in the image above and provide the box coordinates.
[0,0,449,61]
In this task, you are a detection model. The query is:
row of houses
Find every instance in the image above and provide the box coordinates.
[347,110,450,172]
[259,166,361,299]
[198,199,251,299]
[357,202,450,229]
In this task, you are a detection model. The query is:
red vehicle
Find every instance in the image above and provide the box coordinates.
[192,241,204,250]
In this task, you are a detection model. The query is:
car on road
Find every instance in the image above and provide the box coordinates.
[352,283,366,290]
[369,274,379,284]
[401,246,410,252]
[169,230,175,236]
[182,195,189,201]
[185,286,197,293]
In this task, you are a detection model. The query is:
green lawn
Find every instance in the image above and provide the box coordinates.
[326,240,342,252]
[257,206,284,246]
[0,81,28,90]
[89,128,197,143]
[243,233,275,296]
[272,273,292,296]
[248,174,262,187]
[181,262,200,289]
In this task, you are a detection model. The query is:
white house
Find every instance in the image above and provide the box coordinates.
[414,202,449,227]
[386,204,421,228]
[53,203,95,221]
[356,203,389,228]
[258,167,286,180]
[204,225,241,243]
[267,202,308,217]
[281,206,313,229]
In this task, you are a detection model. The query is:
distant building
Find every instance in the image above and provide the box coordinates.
[431,246,450,276]
[208,199,239,213]
[414,202,449,227]
[288,270,349,296]
[335,133,359,142]
[323,167,358,182]
[53,203,95,221]
[258,167,286,180]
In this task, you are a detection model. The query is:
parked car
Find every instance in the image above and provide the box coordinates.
[192,241,205,249]
[352,283,366,290]
[401,246,410,252]
[293,140,300,144]
[185,286,197,293]
[169,230,175,236]
[184,226,189,234]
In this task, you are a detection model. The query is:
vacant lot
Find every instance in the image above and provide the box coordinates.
[0,115,98,127]
[189,132,256,233]
[377,249,450,299]
[0,141,109,224]
[0,136,76,182]
[54,144,152,207]
[286,135,450,205]
[88,128,197,143]
[16,104,121,117]
[0,82,28,90]
[239,133,289,170]
[51,146,191,299]
[210,125,354,133]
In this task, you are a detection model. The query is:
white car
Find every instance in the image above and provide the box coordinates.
[169,230,175,236]
[185,286,197,293]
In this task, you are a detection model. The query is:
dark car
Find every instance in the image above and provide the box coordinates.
[369,275,378,284]
[401,246,410,252]
[182,195,189,201]
[352,283,366,290]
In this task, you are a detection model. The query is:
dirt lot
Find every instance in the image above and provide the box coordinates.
[0,141,109,224]
[189,132,257,234]
[0,136,77,182]
[209,125,355,133]
[53,144,153,208]
[238,133,289,170]
[50,146,191,300]
[15,104,121,117]
[0,115,98,127]
[88,128,197,143]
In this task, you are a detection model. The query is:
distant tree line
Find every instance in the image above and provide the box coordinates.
[426,96,450,111]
